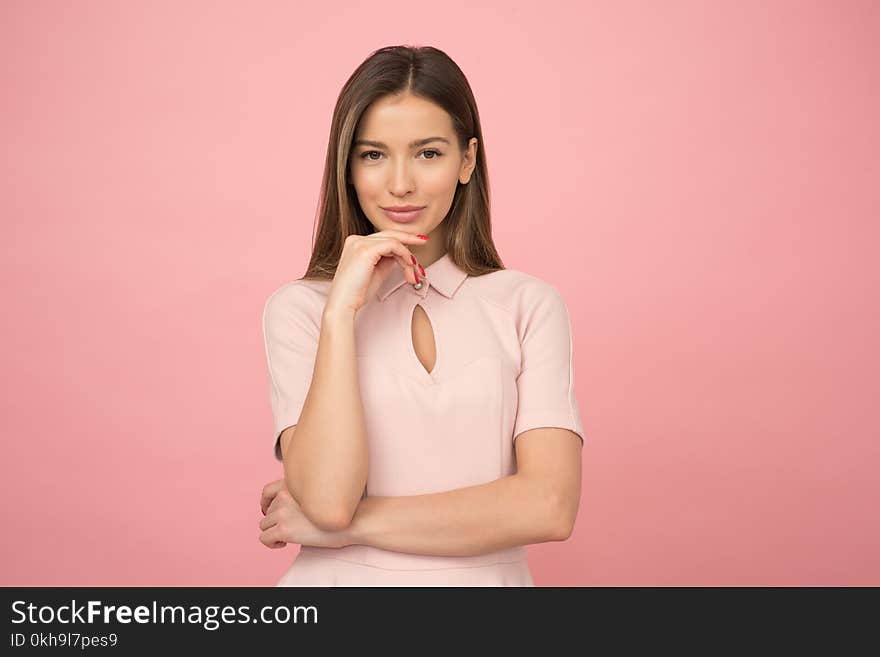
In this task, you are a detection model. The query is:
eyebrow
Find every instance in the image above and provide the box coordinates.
[352,136,451,149]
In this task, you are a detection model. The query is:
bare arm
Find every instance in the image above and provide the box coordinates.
[331,428,582,557]
[282,305,368,532]
[337,472,569,557]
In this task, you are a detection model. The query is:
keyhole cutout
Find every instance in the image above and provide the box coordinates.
[410,303,437,375]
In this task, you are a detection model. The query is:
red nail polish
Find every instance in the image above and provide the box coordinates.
[419,264,425,276]
[417,234,428,240]
[411,255,417,265]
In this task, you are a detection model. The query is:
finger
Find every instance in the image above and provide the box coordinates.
[390,242,422,285]
[389,252,418,284]
[366,230,428,262]
[261,480,283,512]
[366,230,428,282]
[260,529,286,548]
[259,511,277,531]
[260,493,273,516]
[261,525,285,548]
[267,495,282,517]
[260,479,284,515]
[374,250,415,283]
[368,238,421,284]
[363,239,417,283]
[367,228,429,244]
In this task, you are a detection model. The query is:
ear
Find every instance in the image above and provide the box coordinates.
[459,137,478,184]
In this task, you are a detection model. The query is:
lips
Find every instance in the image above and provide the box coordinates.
[382,207,425,223]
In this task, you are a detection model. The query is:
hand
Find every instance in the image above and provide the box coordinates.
[326,229,429,314]
[258,479,351,550]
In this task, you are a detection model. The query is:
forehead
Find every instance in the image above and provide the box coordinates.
[356,94,454,140]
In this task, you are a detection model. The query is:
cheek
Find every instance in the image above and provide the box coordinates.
[351,169,382,196]
[422,163,461,193]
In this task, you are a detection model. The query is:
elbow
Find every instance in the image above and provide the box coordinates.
[551,516,575,542]
[301,499,355,533]
[283,469,357,533]
[546,495,577,542]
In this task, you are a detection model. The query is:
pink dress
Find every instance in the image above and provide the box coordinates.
[261,252,585,586]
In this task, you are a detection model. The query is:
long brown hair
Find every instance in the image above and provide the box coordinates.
[300,45,504,281]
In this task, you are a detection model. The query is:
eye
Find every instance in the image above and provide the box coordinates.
[358,149,443,161]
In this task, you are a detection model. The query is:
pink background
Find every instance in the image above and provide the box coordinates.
[2,1,878,586]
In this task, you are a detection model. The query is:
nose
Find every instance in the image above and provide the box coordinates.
[388,159,415,197]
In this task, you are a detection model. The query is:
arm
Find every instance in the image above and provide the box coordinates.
[341,427,583,556]
[282,305,368,532]
[338,427,582,557]
[339,473,568,558]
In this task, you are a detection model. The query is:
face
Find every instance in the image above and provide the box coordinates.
[349,93,478,256]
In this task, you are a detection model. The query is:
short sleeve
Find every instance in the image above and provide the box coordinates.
[512,283,586,446]
[261,284,321,462]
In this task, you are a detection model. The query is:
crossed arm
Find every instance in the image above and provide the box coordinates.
[334,428,583,557]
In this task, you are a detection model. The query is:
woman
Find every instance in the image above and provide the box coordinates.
[258,45,585,586]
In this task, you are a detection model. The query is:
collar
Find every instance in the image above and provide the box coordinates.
[376,252,468,302]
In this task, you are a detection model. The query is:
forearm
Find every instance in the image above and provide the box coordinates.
[285,306,368,530]
[340,473,565,557]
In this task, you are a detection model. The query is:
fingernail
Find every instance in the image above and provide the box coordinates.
[411,255,417,265]
[417,234,428,240]
[418,264,425,277]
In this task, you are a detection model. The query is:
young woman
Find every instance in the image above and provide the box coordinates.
[258,45,585,586]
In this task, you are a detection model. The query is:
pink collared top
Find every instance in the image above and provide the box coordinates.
[261,251,585,580]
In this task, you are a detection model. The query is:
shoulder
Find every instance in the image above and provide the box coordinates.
[262,279,331,332]
[468,267,566,315]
